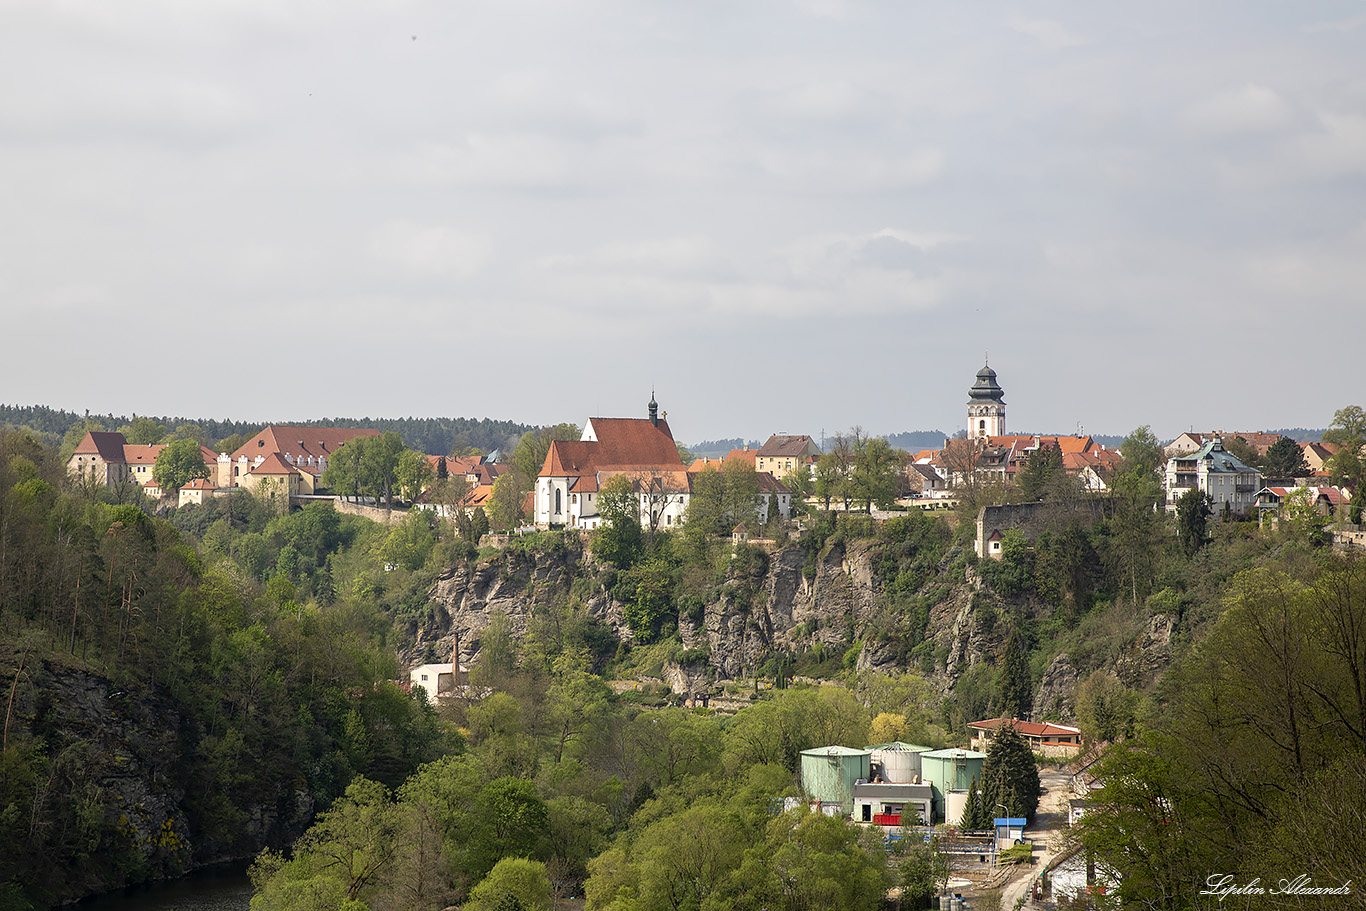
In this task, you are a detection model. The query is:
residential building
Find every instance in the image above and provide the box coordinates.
[968,717,1083,758]
[1164,437,1262,515]
[67,431,218,493]
[224,425,380,494]
[1302,441,1341,474]
[754,434,821,479]
[1164,430,1285,459]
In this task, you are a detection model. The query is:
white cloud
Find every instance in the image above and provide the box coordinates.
[1006,15,1088,51]
[367,221,492,280]
[1181,83,1294,135]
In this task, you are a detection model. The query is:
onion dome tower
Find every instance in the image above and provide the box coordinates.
[967,361,1005,439]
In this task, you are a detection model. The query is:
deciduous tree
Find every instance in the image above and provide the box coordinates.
[152,438,209,493]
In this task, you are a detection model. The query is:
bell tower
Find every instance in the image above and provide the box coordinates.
[967,361,1006,440]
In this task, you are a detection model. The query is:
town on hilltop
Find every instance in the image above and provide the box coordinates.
[5,365,1364,910]
[59,362,1361,547]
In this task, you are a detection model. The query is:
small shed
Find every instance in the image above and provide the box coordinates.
[799,746,872,815]
[852,781,932,827]
[994,817,1027,850]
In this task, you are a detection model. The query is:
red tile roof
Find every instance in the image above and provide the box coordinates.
[540,418,683,485]
[757,435,818,458]
[248,452,301,476]
[231,425,380,462]
[968,717,1081,739]
[74,431,131,462]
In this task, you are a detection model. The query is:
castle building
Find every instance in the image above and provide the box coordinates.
[967,362,1006,439]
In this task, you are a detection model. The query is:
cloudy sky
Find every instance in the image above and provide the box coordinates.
[3,1,1364,446]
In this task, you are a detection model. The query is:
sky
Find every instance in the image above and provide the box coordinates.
[3,1,1364,447]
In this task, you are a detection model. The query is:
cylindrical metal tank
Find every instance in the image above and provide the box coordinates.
[945,789,969,826]
[881,749,919,783]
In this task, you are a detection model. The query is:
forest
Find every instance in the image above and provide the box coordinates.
[1,416,1364,910]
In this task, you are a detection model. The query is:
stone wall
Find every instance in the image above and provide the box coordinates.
[976,500,1106,557]
[330,499,405,526]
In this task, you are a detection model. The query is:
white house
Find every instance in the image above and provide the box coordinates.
[1165,436,1262,515]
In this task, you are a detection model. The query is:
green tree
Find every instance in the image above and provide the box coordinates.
[731,808,890,911]
[119,416,166,445]
[996,621,1032,721]
[485,474,525,532]
[851,436,906,511]
[1119,425,1164,479]
[396,449,433,503]
[1175,487,1210,555]
[1015,441,1062,502]
[1262,436,1310,478]
[466,778,549,880]
[592,473,642,568]
[463,858,552,911]
[153,438,209,493]
[249,777,400,909]
[979,724,1041,821]
[1324,406,1366,514]
[1278,485,1330,547]
[1073,670,1136,743]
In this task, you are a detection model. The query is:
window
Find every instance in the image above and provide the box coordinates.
[554,489,562,514]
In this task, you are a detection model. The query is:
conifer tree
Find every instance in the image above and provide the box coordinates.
[980,724,1042,821]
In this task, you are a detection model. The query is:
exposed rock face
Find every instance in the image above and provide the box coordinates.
[418,540,589,667]
[26,662,313,901]
[417,538,1185,719]
[1115,612,1176,689]
[1034,652,1080,722]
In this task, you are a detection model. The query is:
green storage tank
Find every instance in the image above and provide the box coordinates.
[919,748,986,823]
[799,746,872,815]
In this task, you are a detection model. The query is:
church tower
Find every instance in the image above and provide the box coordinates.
[967,362,1005,440]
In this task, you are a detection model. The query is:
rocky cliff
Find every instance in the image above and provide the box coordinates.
[414,535,1184,721]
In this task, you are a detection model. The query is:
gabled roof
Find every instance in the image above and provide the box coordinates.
[757,435,820,458]
[231,425,380,462]
[182,478,217,491]
[541,417,684,482]
[726,448,758,466]
[582,417,681,467]
[74,431,131,463]
[968,717,1082,739]
[247,452,301,476]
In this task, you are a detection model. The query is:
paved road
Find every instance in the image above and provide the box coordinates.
[999,767,1072,910]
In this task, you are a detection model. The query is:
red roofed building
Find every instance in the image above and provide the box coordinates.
[68,431,218,493]
[536,395,792,530]
[969,717,1083,757]
[535,394,685,529]
[754,435,821,479]
[225,425,379,494]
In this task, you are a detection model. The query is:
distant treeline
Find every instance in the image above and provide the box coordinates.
[882,430,950,453]
[0,404,535,456]
[689,437,761,457]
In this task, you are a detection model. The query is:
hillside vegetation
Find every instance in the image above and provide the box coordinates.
[2,422,1363,909]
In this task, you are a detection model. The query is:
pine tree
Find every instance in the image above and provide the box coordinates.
[997,622,1033,720]
[980,724,1042,821]
[962,775,986,830]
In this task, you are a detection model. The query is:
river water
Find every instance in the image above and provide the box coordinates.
[68,866,252,911]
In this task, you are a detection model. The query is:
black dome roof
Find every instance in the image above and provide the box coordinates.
[967,364,1005,404]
